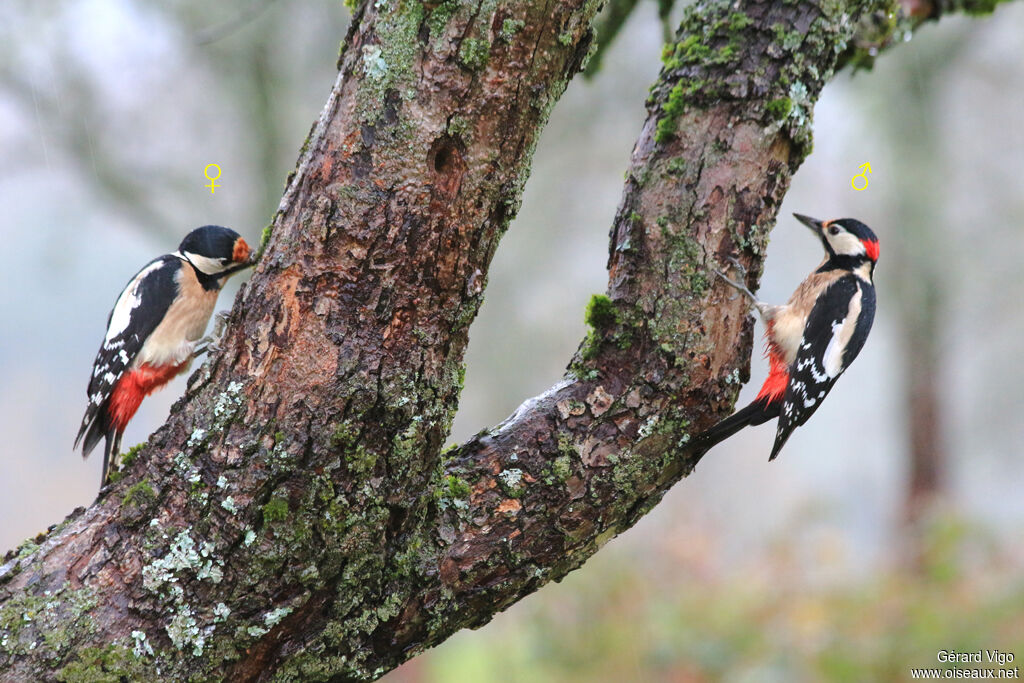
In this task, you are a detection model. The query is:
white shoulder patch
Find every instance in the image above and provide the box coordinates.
[104,260,163,342]
[823,287,863,378]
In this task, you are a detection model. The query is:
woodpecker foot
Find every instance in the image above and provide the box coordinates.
[193,338,212,358]
[211,310,230,339]
[713,257,758,305]
[193,311,231,358]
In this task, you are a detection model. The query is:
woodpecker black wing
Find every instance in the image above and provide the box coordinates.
[75,255,182,457]
[770,274,876,460]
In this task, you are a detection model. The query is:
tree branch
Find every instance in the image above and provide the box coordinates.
[0,0,1010,680]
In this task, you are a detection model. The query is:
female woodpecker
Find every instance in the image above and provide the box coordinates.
[75,225,254,484]
[692,213,879,461]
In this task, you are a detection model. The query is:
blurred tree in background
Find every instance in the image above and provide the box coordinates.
[0,0,346,240]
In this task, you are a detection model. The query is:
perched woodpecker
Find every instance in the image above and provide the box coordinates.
[75,225,254,484]
[693,213,879,461]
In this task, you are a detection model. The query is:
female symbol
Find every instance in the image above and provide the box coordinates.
[204,164,222,194]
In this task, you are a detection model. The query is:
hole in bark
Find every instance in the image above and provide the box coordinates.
[429,135,465,173]
[382,89,401,126]
[433,146,453,173]
[428,135,466,197]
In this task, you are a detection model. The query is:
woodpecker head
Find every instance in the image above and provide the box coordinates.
[176,225,254,282]
[793,214,880,266]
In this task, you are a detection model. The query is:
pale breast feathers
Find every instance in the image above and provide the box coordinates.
[768,270,845,365]
[133,262,218,368]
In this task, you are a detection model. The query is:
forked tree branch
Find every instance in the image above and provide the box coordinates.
[0,0,1003,680]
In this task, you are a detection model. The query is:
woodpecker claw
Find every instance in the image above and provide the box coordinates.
[723,255,747,278]
[212,310,230,335]
[713,258,758,306]
[211,311,231,351]
[194,311,231,358]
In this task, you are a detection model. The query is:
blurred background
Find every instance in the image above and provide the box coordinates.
[2,1,1022,680]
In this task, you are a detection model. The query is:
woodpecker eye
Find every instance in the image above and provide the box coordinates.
[828,225,841,236]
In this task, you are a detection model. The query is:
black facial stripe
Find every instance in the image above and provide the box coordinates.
[832,218,878,244]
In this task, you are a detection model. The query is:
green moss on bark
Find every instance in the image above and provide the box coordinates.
[56,643,155,683]
[458,37,492,71]
[653,0,885,162]
[262,497,290,524]
[765,96,792,119]
[426,1,459,44]
[584,294,617,329]
[122,480,156,509]
[0,583,100,672]
[499,18,525,41]
[356,0,425,124]
[120,442,146,469]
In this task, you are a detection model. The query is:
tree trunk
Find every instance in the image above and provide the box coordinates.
[872,33,967,527]
[0,1,998,680]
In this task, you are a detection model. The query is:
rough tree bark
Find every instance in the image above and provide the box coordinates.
[0,0,1006,680]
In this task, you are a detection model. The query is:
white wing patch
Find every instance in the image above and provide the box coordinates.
[796,354,829,383]
[105,260,163,342]
[823,286,863,378]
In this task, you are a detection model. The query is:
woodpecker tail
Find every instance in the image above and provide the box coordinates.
[101,430,124,487]
[74,399,121,486]
[689,398,781,463]
[75,402,110,460]
[768,429,793,462]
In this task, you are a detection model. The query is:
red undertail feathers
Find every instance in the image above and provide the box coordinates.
[108,362,187,432]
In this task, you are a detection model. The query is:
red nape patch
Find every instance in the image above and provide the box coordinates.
[863,239,880,262]
[232,238,251,263]
[108,362,188,432]
[755,354,788,403]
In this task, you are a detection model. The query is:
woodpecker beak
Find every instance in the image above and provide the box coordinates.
[793,213,825,235]
[221,259,256,277]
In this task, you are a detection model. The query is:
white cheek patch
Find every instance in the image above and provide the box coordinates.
[105,261,162,341]
[182,251,229,276]
[828,232,866,257]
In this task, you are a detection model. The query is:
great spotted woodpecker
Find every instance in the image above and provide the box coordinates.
[693,213,879,461]
[75,225,254,484]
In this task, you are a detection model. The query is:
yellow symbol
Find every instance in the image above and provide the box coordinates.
[851,162,871,191]
[204,164,222,194]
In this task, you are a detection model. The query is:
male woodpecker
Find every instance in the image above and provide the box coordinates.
[74,225,254,484]
[692,213,879,461]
